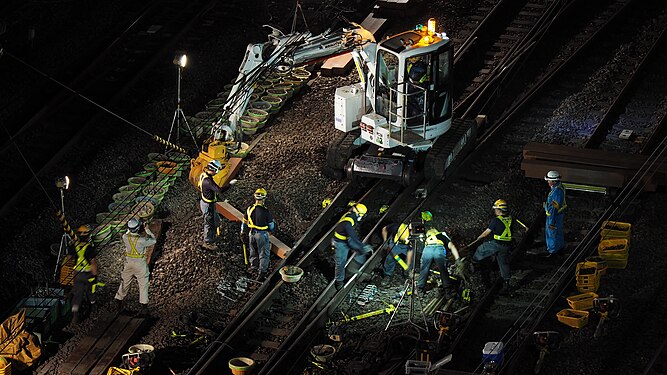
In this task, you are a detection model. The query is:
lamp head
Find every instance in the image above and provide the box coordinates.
[55,176,70,190]
[173,54,187,68]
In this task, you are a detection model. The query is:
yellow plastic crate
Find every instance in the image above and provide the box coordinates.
[598,239,629,260]
[557,309,589,328]
[575,262,600,283]
[584,256,608,276]
[567,292,599,310]
[600,221,631,239]
[605,258,629,269]
[576,280,600,293]
[59,258,75,286]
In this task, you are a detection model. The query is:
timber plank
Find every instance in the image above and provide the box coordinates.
[89,317,145,375]
[321,9,387,76]
[71,315,132,375]
[60,312,117,375]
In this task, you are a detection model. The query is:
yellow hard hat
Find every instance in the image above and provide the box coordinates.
[421,211,433,222]
[254,188,267,200]
[322,198,332,208]
[353,203,367,216]
[379,205,389,215]
[77,224,92,237]
[492,199,508,211]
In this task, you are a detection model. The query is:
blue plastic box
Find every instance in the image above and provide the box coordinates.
[482,341,505,366]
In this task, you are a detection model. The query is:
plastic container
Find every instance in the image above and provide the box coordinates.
[482,341,504,366]
[311,344,336,362]
[246,108,269,122]
[229,357,255,375]
[279,266,304,283]
[0,356,12,375]
[557,309,589,328]
[600,221,631,239]
[128,176,147,186]
[128,344,155,370]
[598,239,629,259]
[261,95,283,114]
[156,160,178,175]
[91,224,113,246]
[133,201,155,222]
[567,292,599,310]
[96,212,111,225]
[249,101,272,112]
[584,256,608,276]
[228,142,250,158]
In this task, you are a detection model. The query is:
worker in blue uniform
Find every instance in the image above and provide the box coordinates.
[332,203,373,290]
[544,170,567,256]
[241,188,275,282]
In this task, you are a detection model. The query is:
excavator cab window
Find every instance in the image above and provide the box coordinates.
[431,45,453,125]
[376,50,399,123]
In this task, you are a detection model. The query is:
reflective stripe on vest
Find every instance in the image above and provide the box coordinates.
[247,204,269,230]
[493,216,512,241]
[334,214,355,241]
[125,234,144,258]
[198,173,215,203]
[545,184,567,216]
[393,224,409,245]
[425,234,444,246]
[74,241,92,272]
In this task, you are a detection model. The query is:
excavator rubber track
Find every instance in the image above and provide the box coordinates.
[423,118,478,180]
[326,129,362,171]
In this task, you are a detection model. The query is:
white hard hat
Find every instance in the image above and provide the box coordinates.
[544,170,561,181]
[128,218,142,232]
[207,160,222,174]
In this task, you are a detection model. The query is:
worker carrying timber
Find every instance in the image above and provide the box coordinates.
[198,159,233,250]
[418,228,460,298]
[543,170,567,256]
[114,218,156,316]
[241,188,275,282]
[66,224,99,324]
[468,199,521,292]
[332,203,373,291]
[380,222,413,279]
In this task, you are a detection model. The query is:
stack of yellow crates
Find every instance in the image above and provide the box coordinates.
[575,262,600,293]
[598,221,631,269]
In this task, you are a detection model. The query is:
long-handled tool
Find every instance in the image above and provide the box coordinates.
[242,243,248,265]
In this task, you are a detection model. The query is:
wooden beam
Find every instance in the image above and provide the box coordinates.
[216,201,291,259]
[89,318,145,375]
[321,9,387,77]
[59,312,117,375]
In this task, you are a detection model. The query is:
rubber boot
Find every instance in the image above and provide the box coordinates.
[115,298,124,313]
[71,311,80,325]
[335,281,344,291]
[139,303,150,317]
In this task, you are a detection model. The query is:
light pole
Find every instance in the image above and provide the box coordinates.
[53,176,70,281]
[166,53,197,151]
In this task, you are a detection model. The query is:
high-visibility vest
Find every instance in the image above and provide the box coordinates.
[73,241,92,272]
[425,233,444,246]
[247,204,269,230]
[334,213,356,241]
[198,173,215,203]
[393,223,409,245]
[493,216,513,242]
[125,234,145,258]
[545,184,567,216]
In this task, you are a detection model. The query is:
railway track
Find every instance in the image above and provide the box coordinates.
[0,0,226,217]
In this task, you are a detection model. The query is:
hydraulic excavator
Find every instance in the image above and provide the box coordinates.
[190,17,476,188]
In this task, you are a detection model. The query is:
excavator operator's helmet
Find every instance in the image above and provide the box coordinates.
[352,203,367,219]
[408,60,428,84]
[77,224,93,238]
[254,188,267,200]
[206,160,222,174]
[544,170,561,181]
[492,199,509,212]
[128,218,142,233]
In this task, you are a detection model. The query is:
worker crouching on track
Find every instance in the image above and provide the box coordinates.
[114,218,156,316]
[241,188,275,282]
[198,160,232,251]
[469,199,518,292]
[332,203,373,291]
[381,222,413,279]
[67,224,99,324]
[418,228,460,298]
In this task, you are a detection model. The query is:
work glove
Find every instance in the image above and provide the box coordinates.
[363,244,374,256]
[229,179,238,185]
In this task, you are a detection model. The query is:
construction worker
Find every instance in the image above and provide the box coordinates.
[418,228,460,298]
[241,188,275,282]
[544,170,567,256]
[114,218,156,316]
[406,57,430,123]
[469,199,516,291]
[381,222,413,278]
[198,159,232,250]
[332,203,373,290]
[66,224,99,324]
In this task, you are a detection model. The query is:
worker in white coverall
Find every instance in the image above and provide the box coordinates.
[114,218,156,316]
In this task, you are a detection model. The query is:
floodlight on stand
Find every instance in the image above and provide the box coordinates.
[55,176,70,190]
[173,54,187,68]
